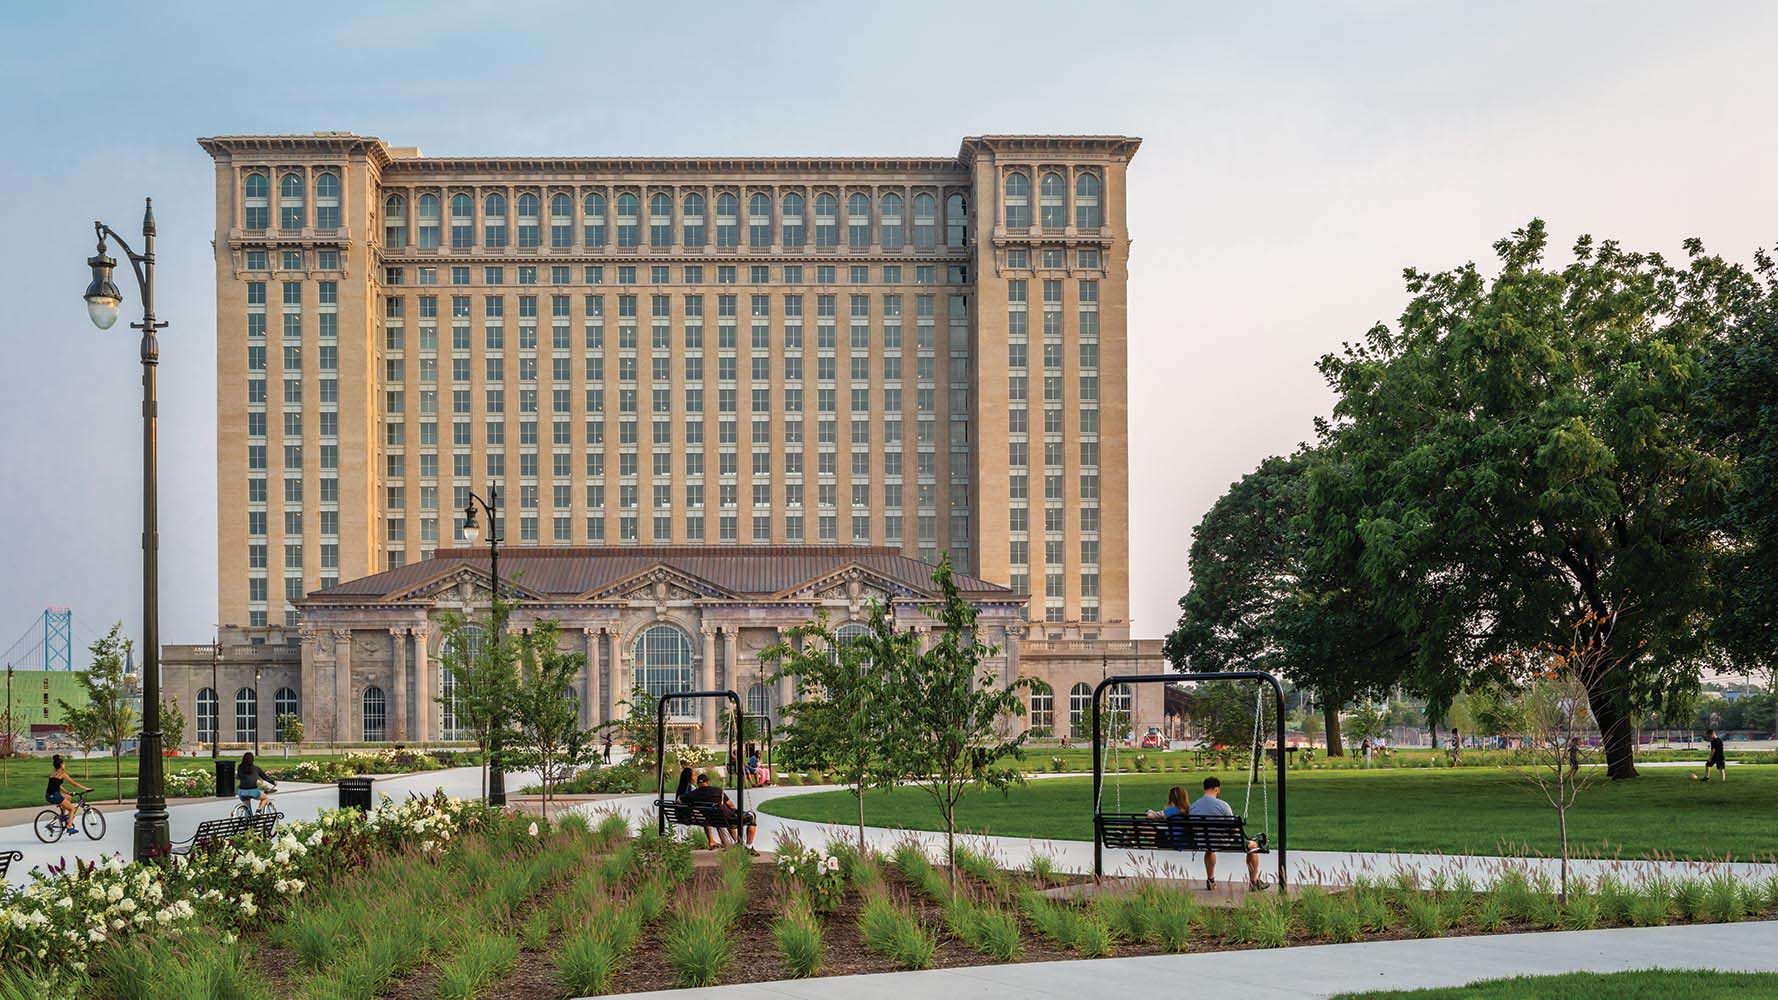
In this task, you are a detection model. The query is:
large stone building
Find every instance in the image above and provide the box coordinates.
[175,131,1164,747]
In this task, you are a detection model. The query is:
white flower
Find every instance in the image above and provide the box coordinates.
[527,822,539,838]
[106,885,124,902]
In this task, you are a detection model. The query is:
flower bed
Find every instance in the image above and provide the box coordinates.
[163,768,215,798]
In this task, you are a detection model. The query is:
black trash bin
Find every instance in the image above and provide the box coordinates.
[215,760,236,798]
[338,776,374,812]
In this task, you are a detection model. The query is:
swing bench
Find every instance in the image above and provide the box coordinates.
[1090,670,1288,886]
[652,689,747,838]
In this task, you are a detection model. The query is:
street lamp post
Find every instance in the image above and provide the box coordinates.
[84,198,171,862]
[461,485,506,806]
[253,664,263,755]
[210,638,220,759]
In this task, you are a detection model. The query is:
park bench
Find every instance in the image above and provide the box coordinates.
[654,798,729,833]
[1095,813,1268,854]
[0,849,21,880]
[172,811,281,855]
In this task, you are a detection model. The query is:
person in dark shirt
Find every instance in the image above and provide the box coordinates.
[1700,730,1727,782]
[602,734,613,764]
[673,766,695,801]
[236,752,278,815]
[45,754,91,833]
[688,773,758,852]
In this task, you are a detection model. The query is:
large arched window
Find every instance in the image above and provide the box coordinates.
[1039,171,1066,229]
[682,192,706,248]
[813,193,838,248]
[713,192,738,248]
[450,193,474,249]
[440,625,483,740]
[615,192,640,248]
[417,193,441,249]
[634,624,695,703]
[944,193,967,248]
[314,172,341,230]
[748,192,772,249]
[648,192,673,248]
[846,193,871,248]
[549,193,574,248]
[1067,682,1092,739]
[1029,687,1054,735]
[234,687,259,742]
[1075,173,1102,229]
[383,194,407,249]
[582,192,607,247]
[780,192,805,248]
[362,686,387,741]
[273,686,299,724]
[747,681,772,720]
[880,193,905,250]
[835,622,870,645]
[196,687,219,744]
[278,173,305,229]
[912,193,937,249]
[1003,172,1031,230]
[483,192,508,248]
[243,173,269,230]
[516,193,541,248]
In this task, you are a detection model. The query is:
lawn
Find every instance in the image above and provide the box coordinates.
[759,765,1778,860]
[0,750,446,810]
[1335,970,1778,999]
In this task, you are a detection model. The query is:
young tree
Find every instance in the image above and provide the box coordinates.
[607,686,662,763]
[508,622,592,819]
[1343,701,1388,750]
[61,624,136,801]
[160,696,186,754]
[763,606,908,849]
[878,558,1033,888]
[62,703,102,782]
[276,713,305,757]
[437,600,519,802]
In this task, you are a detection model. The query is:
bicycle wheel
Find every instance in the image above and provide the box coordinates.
[231,799,250,820]
[34,809,65,844]
[82,806,107,840]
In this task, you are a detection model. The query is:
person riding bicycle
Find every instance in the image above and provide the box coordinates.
[45,754,91,833]
[236,751,278,815]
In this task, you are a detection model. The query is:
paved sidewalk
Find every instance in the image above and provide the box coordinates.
[592,921,1778,1000]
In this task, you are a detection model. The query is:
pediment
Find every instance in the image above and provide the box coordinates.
[578,563,736,603]
[773,563,922,606]
[385,563,546,604]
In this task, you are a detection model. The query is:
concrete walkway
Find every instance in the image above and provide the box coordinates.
[593,921,1778,1000]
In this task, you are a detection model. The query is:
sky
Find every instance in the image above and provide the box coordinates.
[2,1,1776,661]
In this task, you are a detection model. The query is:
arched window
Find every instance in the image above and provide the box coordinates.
[382,194,407,249]
[1075,173,1102,229]
[747,681,772,720]
[516,193,541,248]
[243,173,269,230]
[1003,172,1031,230]
[234,687,259,742]
[362,686,387,741]
[714,192,738,248]
[748,192,772,249]
[450,193,474,249]
[912,193,937,249]
[615,192,640,248]
[583,192,607,247]
[417,193,441,249]
[880,193,905,250]
[781,192,805,247]
[483,192,508,248]
[1067,682,1092,739]
[634,624,694,703]
[196,687,219,744]
[649,192,673,248]
[549,193,574,248]
[314,172,341,230]
[1039,172,1066,229]
[274,686,299,724]
[846,193,871,248]
[278,173,305,229]
[440,625,483,740]
[814,193,838,248]
[835,622,870,645]
[1029,687,1054,735]
[682,192,706,248]
[944,193,967,248]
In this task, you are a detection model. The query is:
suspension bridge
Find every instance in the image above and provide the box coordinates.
[0,608,113,672]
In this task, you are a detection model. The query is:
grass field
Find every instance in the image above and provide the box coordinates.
[758,765,1778,860]
[0,751,391,810]
[1335,970,1778,999]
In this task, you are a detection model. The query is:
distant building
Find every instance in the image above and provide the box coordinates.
[1,668,90,748]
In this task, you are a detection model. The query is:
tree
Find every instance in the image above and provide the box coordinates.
[763,607,905,849]
[437,601,520,802]
[878,558,1033,888]
[607,686,662,763]
[62,703,102,781]
[160,696,186,753]
[508,622,592,819]
[1308,221,1752,778]
[61,624,136,801]
[1343,701,1388,748]
[1298,708,1324,747]
[276,713,305,757]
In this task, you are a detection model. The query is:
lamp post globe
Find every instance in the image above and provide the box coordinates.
[85,251,121,329]
[462,505,481,544]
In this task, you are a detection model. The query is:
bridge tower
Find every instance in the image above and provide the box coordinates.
[42,608,72,671]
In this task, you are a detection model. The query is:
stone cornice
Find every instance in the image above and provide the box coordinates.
[959,135,1143,162]
[197,134,394,167]
[382,156,969,178]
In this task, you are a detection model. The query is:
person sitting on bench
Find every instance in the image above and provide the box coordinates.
[1145,785,1190,820]
[688,773,758,853]
[1189,776,1268,891]
[673,766,696,802]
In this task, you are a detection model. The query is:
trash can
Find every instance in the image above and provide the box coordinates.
[338,776,374,812]
[215,760,236,798]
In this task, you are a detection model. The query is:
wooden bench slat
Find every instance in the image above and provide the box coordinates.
[1096,813,1268,853]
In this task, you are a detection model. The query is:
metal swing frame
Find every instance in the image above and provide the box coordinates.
[653,689,744,836]
[1091,670,1288,884]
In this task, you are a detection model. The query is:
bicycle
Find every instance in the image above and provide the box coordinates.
[35,791,106,843]
[230,788,277,820]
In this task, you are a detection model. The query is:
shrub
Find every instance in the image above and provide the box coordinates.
[1473,893,1506,932]
[773,894,825,978]
[435,932,520,1000]
[1561,891,1600,931]
[1027,853,1059,886]
[1296,887,1338,940]
[858,893,935,969]
[1147,889,1199,951]
[1673,878,1707,921]
[1628,881,1673,927]
[1249,896,1292,948]
[1703,875,1748,923]
[665,909,735,987]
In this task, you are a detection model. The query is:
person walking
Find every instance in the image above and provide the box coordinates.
[1693,729,1727,782]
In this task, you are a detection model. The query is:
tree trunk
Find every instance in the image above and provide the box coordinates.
[1323,703,1344,757]
[856,788,866,852]
[1579,673,1638,779]
[944,803,957,893]
[1556,801,1569,904]
[115,750,123,803]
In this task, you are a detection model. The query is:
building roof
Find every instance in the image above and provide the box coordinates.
[303,546,1016,605]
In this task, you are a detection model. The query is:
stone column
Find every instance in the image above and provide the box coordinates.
[389,629,408,745]
[700,624,718,743]
[723,628,740,744]
[412,625,432,744]
[331,629,353,745]
[774,626,793,720]
[583,627,603,729]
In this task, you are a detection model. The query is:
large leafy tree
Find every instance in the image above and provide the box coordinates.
[1307,221,1751,778]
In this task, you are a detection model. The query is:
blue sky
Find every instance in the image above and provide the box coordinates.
[2,1,1776,658]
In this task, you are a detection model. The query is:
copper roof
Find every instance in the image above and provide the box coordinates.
[305,546,1015,603]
